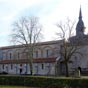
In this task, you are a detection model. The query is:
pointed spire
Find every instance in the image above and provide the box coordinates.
[76,6,85,36]
[79,6,82,19]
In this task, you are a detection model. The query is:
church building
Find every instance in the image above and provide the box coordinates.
[0,7,88,75]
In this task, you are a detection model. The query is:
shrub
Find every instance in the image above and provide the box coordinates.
[0,75,88,88]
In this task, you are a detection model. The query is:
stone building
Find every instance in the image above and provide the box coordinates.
[0,7,88,75]
[69,7,88,75]
[0,40,62,75]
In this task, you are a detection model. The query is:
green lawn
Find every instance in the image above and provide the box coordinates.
[0,86,30,88]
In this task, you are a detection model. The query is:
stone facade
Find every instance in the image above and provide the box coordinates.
[0,7,88,76]
[0,40,62,75]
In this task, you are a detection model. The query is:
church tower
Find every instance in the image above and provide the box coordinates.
[76,6,85,36]
[69,6,88,45]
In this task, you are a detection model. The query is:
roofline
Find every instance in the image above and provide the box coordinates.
[0,57,57,64]
[0,40,62,50]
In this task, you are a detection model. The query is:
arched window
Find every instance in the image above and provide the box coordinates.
[35,51,38,58]
[2,64,4,69]
[10,53,12,60]
[11,64,13,69]
[41,63,44,69]
[43,46,53,58]
[46,49,49,57]
[18,52,19,59]
[33,48,42,58]
[26,52,29,59]
[7,50,13,60]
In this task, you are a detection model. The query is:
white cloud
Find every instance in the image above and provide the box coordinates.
[38,0,88,41]
[0,0,88,46]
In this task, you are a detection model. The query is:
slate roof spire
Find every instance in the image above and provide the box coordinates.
[79,6,82,19]
[76,6,85,36]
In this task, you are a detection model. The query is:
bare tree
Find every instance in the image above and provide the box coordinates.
[10,16,42,75]
[56,18,83,77]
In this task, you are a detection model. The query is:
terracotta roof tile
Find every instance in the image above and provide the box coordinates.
[0,57,57,64]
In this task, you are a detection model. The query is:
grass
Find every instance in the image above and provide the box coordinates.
[0,86,30,88]
[0,86,38,88]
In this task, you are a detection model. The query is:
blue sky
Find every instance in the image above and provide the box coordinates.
[0,0,88,46]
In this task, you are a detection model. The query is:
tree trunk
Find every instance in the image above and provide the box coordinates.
[65,62,69,77]
[28,49,33,75]
[30,62,33,75]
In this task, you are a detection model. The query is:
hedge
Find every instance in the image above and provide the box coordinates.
[0,75,88,88]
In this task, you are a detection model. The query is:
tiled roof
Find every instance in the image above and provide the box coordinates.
[0,40,62,50]
[0,57,57,64]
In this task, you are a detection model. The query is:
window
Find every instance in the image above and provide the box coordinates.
[46,49,49,57]
[35,51,38,58]
[6,65,8,72]
[0,50,3,60]
[9,53,12,59]
[11,64,13,69]
[2,64,4,69]
[20,64,22,67]
[18,52,19,59]
[3,53,6,60]
[23,52,28,59]
[26,52,28,59]
[41,63,44,69]
[53,49,60,57]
